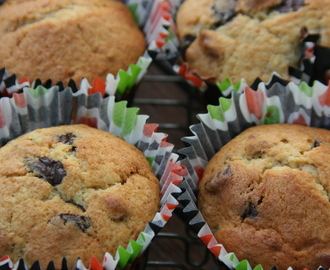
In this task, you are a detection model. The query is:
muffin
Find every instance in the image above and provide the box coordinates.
[0,0,146,84]
[176,0,330,85]
[198,123,330,270]
[0,124,160,269]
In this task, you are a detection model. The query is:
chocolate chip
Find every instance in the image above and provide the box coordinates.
[181,34,196,53]
[223,165,231,175]
[211,0,236,28]
[58,133,76,145]
[183,34,196,44]
[241,201,258,219]
[314,140,321,147]
[204,165,232,192]
[271,0,305,13]
[65,200,86,212]
[59,214,91,232]
[26,157,66,186]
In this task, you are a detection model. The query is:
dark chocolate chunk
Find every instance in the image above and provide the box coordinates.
[59,214,91,232]
[223,165,231,175]
[26,157,66,186]
[58,133,76,145]
[314,140,321,148]
[65,200,86,212]
[182,35,196,45]
[272,0,305,13]
[258,196,264,205]
[211,0,236,28]
[181,34,197,54]
[241,201,258,219]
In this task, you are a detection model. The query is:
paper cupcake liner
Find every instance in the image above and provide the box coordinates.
[0,85,185,270]
[175,46,324,99]
[175,79,330,270]
[0,0,179,100]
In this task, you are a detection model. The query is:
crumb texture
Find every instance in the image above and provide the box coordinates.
[198,123,330,270]
[0,124,159,269]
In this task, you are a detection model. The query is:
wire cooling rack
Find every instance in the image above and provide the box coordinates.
[138,209,220,270]
[131,59,221,270]
[131,58,208,152]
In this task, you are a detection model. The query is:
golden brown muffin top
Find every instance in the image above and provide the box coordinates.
[0,0,146,84]
[0,124,159,269]
[199,124,330,270]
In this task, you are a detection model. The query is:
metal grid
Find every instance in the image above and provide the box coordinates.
[131,58,208,152]
[130,59,221,269]
[142,209,220,270]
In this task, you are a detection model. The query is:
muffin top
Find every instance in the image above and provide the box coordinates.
[198,123,330,270]
[0,0,146,84]
[0,124,160,269]
[176,0,330,84]
[176,0,305,40]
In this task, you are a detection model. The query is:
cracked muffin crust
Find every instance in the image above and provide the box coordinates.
[0,0,146,84]
[198,124,330,270]
[0,124,160,269]
[176,0,330,85]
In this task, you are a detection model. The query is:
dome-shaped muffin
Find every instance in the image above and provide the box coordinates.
[0,124,159,269]
[0,0,146,84]
[176,0,330,85]
[198,123,330,270]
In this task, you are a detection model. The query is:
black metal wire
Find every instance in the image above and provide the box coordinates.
[154,232,211,268]
[146,262,189,270]
[133,59,205,132]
